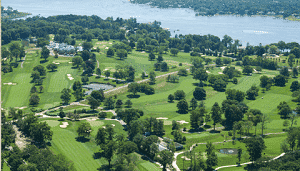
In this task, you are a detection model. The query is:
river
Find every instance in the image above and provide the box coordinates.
[2,0,300,46]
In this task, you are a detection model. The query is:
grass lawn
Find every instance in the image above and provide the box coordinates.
[43,118,160,171]
[2,162,11,171]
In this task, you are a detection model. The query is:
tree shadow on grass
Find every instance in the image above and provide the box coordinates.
[93,152,103,159]
[176,110,189,114]
[126,94,140,98]
[75,137,90,143]
[204,125,211,129]
[39,60,48,64]
[97,164,110,171]
[209,130,221,133]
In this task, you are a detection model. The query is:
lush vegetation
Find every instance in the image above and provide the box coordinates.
[2,13,300,171]
[130,0,300,18]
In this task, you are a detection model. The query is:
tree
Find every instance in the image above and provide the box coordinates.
[160,62,169,72]
[190,98,198,110]
[177,99,189,114]
[141,72,146,79]
[41,46,50,62]
[274,74,286,87]
[157,54,164,62]
[215,57,223,66]
[277,101,292,118]
[125,99,132,108]
[155,150,174,171]
[104,97,115,109]
[170,48,179,56]
[128,82,140,96]
[193,68,208,86]
[212,78,227,91]
[30,122,53,144]
[245,137,266,163]
[82,42,93,51]
[148,52,155,61]
[58,107,65,119]
[260,113,271,136]
[288,112,298,128]
[260,75,272,88]
[149,71,156,84]
[178,69,188,76]
[290,81,299,92]
[116,99,123,108]
[211,102,222,131]
[292,67,298,78]
[87,96,100,110]
[39,86,44,93]
[46,63,58,72]
[96,68,101,78]
[91,90,105,102]
[72,56,83,68]
[193,87,206,100]
[286,127,299,151]
[280,66,290,77]
[104,70,110,79]
[290,47,300,58]
[246,85,259,100]
[107,48,115,56]
[224,104,244,129]
[117,49,127,60]
[33,65,46,76]
[30,86,37,94]
[168,94,175,102]
[29,93,40,106]
[76,122,92,138]
[248,109,262,136]
[137,38,145,50]
[174,90,185,100]
[60,88,71,104]
[205,142,218,169]
[237,147,242,165]
[243,65,253,75]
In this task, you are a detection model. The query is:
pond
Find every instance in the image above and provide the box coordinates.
[83,83,114,95]
[219,148,238,154]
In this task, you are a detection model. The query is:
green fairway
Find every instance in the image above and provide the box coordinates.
[2,73,32,108]
[41,120,60,127]
[47,66,76,92]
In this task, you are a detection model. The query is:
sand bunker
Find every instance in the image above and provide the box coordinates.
[105,47,109,49]
[218,72,223,74]
[67,74,74,80]
[68,62,72,63]
[112,124,115,127]
[206,71,211,73]
[177,120,189,124]
[60,122,69,128]
[140,51,145,53]
[156,117,168,120]
[53,62,60,64]
[109,43,112,44]
[220,66,226,70]
[3,82,17,85]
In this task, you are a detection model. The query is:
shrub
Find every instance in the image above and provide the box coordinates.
[81,108,87,113]
[228,131,233,136]
[179,63,182,66]
[98,112,107,118]
[111,115,116,119]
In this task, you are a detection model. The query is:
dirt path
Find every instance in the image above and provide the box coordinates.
[12,125,31,150]
[20,55,26,68]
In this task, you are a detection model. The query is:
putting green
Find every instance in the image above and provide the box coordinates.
[41,120,60,127]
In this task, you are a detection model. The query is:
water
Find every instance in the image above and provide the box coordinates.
[2,0,300,46]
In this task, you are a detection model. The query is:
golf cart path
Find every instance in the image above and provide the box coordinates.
[172,132,287,171]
